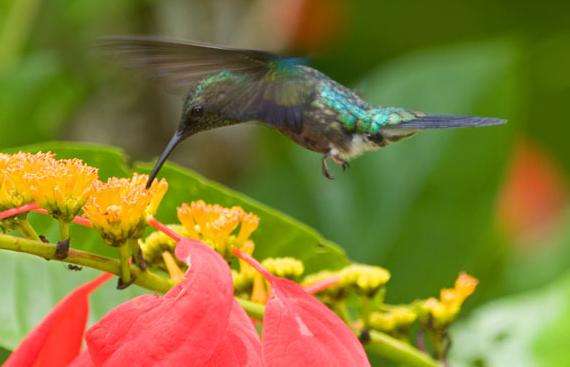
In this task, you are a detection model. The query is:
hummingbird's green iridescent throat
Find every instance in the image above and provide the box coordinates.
[100,36,506,187]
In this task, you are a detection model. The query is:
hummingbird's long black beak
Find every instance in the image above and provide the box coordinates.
[146,130,184,189]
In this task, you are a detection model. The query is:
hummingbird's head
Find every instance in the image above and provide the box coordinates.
[146,103,208,189]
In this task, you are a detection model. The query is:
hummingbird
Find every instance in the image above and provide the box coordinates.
[101,36,505,187]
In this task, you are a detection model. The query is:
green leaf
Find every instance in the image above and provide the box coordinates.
[0,141,349,350]
[0,346,10,364]
[449,271,570,367]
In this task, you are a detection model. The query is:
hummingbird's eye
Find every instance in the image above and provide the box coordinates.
[190,105,204,117]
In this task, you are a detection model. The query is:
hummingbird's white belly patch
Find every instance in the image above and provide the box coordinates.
[332,135,380,160]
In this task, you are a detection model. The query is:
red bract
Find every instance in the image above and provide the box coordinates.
[205,301,263,367]
[86,238,235,366]
[234,250,370,367]
[4,273,112,367]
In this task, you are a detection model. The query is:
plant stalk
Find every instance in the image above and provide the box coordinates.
[0,233,171,293]
[59,220,70,241]
[367,330,442,367]
[117,242,132,286]
[18,219,40,241]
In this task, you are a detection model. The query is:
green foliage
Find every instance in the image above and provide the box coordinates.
[0,54,85,147]
[0,347,9,364]
[0,141,349,350]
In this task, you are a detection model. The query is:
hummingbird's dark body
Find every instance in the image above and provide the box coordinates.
[102,37,505,183]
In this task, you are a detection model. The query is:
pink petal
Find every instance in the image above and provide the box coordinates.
[68,351,95,367]
[263,278,369,367]
[4,273,112,367]
[205,301,263,367]
[234,250,369,367]
[86,239,234,366]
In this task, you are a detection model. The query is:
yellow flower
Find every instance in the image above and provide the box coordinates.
[139,224,189,265]
[420,272,478,328]
[261,257,304,279]
[177,200,259,253]
[0,152,55,210]
[83,174,168,244]
[369,307,417,333]
[28,158,98,221]
[339,264,391,294]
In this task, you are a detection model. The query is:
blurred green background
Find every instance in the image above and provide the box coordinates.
[1,0,569,365]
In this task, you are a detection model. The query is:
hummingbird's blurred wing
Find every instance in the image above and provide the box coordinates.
[99,36,276,88]
[99,36,313,133]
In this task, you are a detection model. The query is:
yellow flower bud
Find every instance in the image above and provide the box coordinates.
[261,257,304,279]
[419,272,478,328]
[339,264,391,294]
[369,307,417,332]
[139,224,189,265]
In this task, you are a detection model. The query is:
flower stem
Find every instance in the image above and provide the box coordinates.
[162,251,185,283]
[237,298,265,320]
[0,233,172,293]
[117,242,132,286]
[0,202,40,220]
[18,219,41,241]
[367,330,442,367]
[59,220,70,241]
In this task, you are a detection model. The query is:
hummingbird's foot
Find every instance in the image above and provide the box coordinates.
[331,155,350,172]
[321,155,335,180]
[340,160,350,171]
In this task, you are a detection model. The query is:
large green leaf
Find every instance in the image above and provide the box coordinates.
[0,141,349,350]
[238,39,520,303]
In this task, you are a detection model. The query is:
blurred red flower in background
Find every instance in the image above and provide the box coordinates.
[498,138,568,245]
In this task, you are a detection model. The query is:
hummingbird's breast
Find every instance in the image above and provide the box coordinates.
[277,72,379,159]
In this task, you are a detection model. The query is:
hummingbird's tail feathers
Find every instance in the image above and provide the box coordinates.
[395,115,506,130]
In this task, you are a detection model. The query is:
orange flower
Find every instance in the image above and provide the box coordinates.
[29,158,98,221]
[420,272,478,327]
[83,174,167,244]
[177,200,259,253]
[0,152,55,210]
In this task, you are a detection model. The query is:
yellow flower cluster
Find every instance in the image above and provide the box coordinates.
[419,272,478,328]
[83,174,168,244]
[369,306,417,333]
[139,224,189,265]
[339,264,391,294]
[261,257,305,279]
[302,264,390,297]
[0,152,98,220]
[177,200,259,253]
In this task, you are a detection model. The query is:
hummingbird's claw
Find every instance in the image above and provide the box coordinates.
[321,155,335,180]
[341,161,350,171]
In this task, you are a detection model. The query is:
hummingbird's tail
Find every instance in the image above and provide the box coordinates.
[376,115,506,147]
[393,115,506,130]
